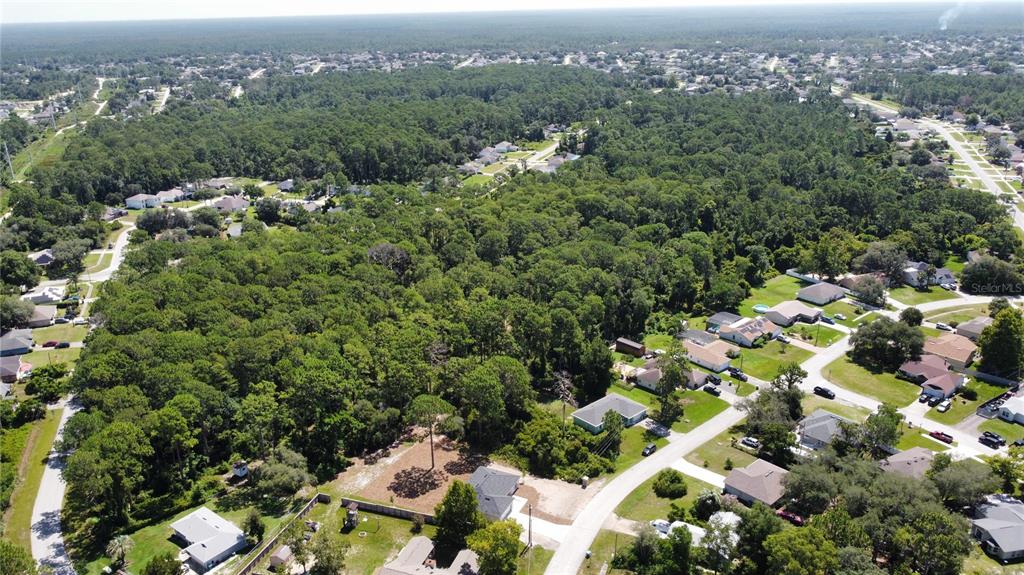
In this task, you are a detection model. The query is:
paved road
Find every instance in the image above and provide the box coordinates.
[85,222,135,282]
[30,400,80,575]
[543,406,746,574]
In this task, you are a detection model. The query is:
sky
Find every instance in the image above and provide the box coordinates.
[1,0,981,24]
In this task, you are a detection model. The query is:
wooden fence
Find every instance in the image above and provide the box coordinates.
[339,497,436,525]
[234,492,331,575]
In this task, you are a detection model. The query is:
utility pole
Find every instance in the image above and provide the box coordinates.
[528,504,533,549]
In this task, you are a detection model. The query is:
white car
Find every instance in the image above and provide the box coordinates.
[741,436,761,449]
[834,313,847,320]
[936,322,952,331]
[650,519,671,535]
[937,400,952,412]
[776,334,791,344]
[72,317,88,325]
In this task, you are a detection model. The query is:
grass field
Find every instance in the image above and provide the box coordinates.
[481,163,507,175]
[801,395,870,423]
[518,545,554,575]
[84,252,113,273]
[580,529,634,575]
[925,304,989,324]
[739,275,804,318]
[504,150,532,159]
[463,174,493,187]
[22,347,82,369]
[615,426,670,474]
[684,424,756,475]
[614,474,717,523]
[13,129,72,180]
[4,410,62,550]
[980,418,1024,444]
[736,340,812,381]
[784,323,844,347]
[673,391,729,433]
[822,300,866,329]
[643,333,677,352]
[33,324,88,343]
[824,357,920,407]
[888,286,958,306]
[897,426,951,452]
[608,382,656,408]
[925,380,1007,426]
[962,545,1024,574]
[0,421,33,537]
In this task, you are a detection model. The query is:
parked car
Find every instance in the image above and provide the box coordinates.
[980,435,1003,448]
[703,385,721,397]
[935,322,952,331]
[42,340,58,348]
[929,430,954,444]
[927,395,943,407]
[776,509,805,526]
[707,373,722,385]
[776,334,791,344]
[55,342,71,349]
[650,519,671,534]
[937,400,952,412]
[821,316,835,325]
[813,386,835,399]
[982,431,1006,445]
[54,317,70,324]
[727,367,749,382]
[741,437,761,449]
[642,443,658,457]
[834,313,847,321]
[918,393,930,403]
[1013,439,1024,448]
[72,317,88,325]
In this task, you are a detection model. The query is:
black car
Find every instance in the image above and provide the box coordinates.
[55,342,71,349]
[821,316,835,325]
[918,393,929,403]
[642,443,657,456]
[927,395,943,407]
[728,368,749,382]
[813,386,835,399]
[1014,439,1024,448]
[980,435,1002,448]
[983,431,1006,445]
[707,373,722,385]
[727,367,742,376]
[703,385,722,397]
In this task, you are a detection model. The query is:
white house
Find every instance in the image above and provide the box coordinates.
[156,188,184,203]
[765,300,822,327]
[170,507,246,572]
[1000,397,1024,425]
[718,317,780,348]
[902,261,956,287]
[796,282,845,306]
[20,285,65,305]
[125,193,160,209]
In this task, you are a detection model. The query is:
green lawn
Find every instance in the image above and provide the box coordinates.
[822,300,865,329]
[739,275,804,318]
[686,316,708,331]
[824,357,920,407]
[855,312,879,326]
[522,140,555,151]
[580,530,634,575]
[614,474,717,523]
[643,334,677,352]
[897,426,951,452]
[84,252,112,273]
[615,425,669,470]
[963,545,1023,574]
[608,382,656,408]
[481,163,507,175]
[980,418,1024,444]
[925,380,1007,426]
[4,409,62,550]
[518,545,554,575]
[684,424,757,476]
[673,391,729,433]
[33,324,88,343]
[925,304,988,324]
[735,340,812,381]
[22,347,81,369]
[463,174,493,187]
[504,150,532,160]
[801,395,870,423]
[13,129,72,180]
[888,286,958,306]
[784,323,844,347]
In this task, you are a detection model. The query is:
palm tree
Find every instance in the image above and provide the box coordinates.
[106,535,135,568]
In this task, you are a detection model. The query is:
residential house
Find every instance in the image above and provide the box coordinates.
[226,223,244,238]
[170,506,246,572]
[680,329,717,347]
[973,495,1024,562]
[838,271,888,291]
[902,261,956,287]
[476,147,500,165]
[469,466,521,520]
[999,397,1024,425]
[723,459,788,507]
[156,188,184,204]
[269,546,293,570]
[706,311,742,332]
[572,393,648,434]
[615,337,646,357]
[797,409,853,450]
[458,162,481,175]
[0,329,33,357]
[102,207,128,222]
[204,177,234,190]
[213,195,250,214]
[0,356,27,384]
[719,317,780,348]
[28,249,54,267]
[765,301,822,327]
[381,536,479,575]
[898,354,951,384]
[957,316,993,341]
[278,179,295,192]
[27,305,56,328]
[796,282,845,306]
[923,333,978,370]
[125,193,160,209]
[493,141,518,153]
[685,369,710,390]
[967,250,988,264]
[684,340,733,373]
[920,372,965,399]
[635,367,662,392]
[20,285,65,305]
[879,447,934,479]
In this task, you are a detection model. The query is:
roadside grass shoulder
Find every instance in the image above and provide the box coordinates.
[824,356,919,407]
[4,410,62,550]
[683,424,756,476]
[888,286,958,306]
[615,474,717,523]
[736,341,812,381]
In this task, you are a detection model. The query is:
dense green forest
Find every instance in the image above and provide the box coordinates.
[852,71,1024,128]
[56,66,1014,550]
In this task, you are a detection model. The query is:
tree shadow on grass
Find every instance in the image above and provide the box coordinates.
[389,467,447,499]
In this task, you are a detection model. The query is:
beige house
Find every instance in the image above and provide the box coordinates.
[765,300,822,327]
[923,333,977,370]
[724,459,788,507]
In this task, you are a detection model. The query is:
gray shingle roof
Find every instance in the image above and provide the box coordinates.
[798,409,853,447]
[571,393,647,429]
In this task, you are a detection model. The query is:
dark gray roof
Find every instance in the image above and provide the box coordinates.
[708,312,741,327]
[469,467,520,520]
[798,409,852,447]
[975,495,1024,554]
[572,393,647,428]
[680,330,716,346]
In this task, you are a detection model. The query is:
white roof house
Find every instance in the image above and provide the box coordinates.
[170,507,246,572]
[20,285,65,305]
